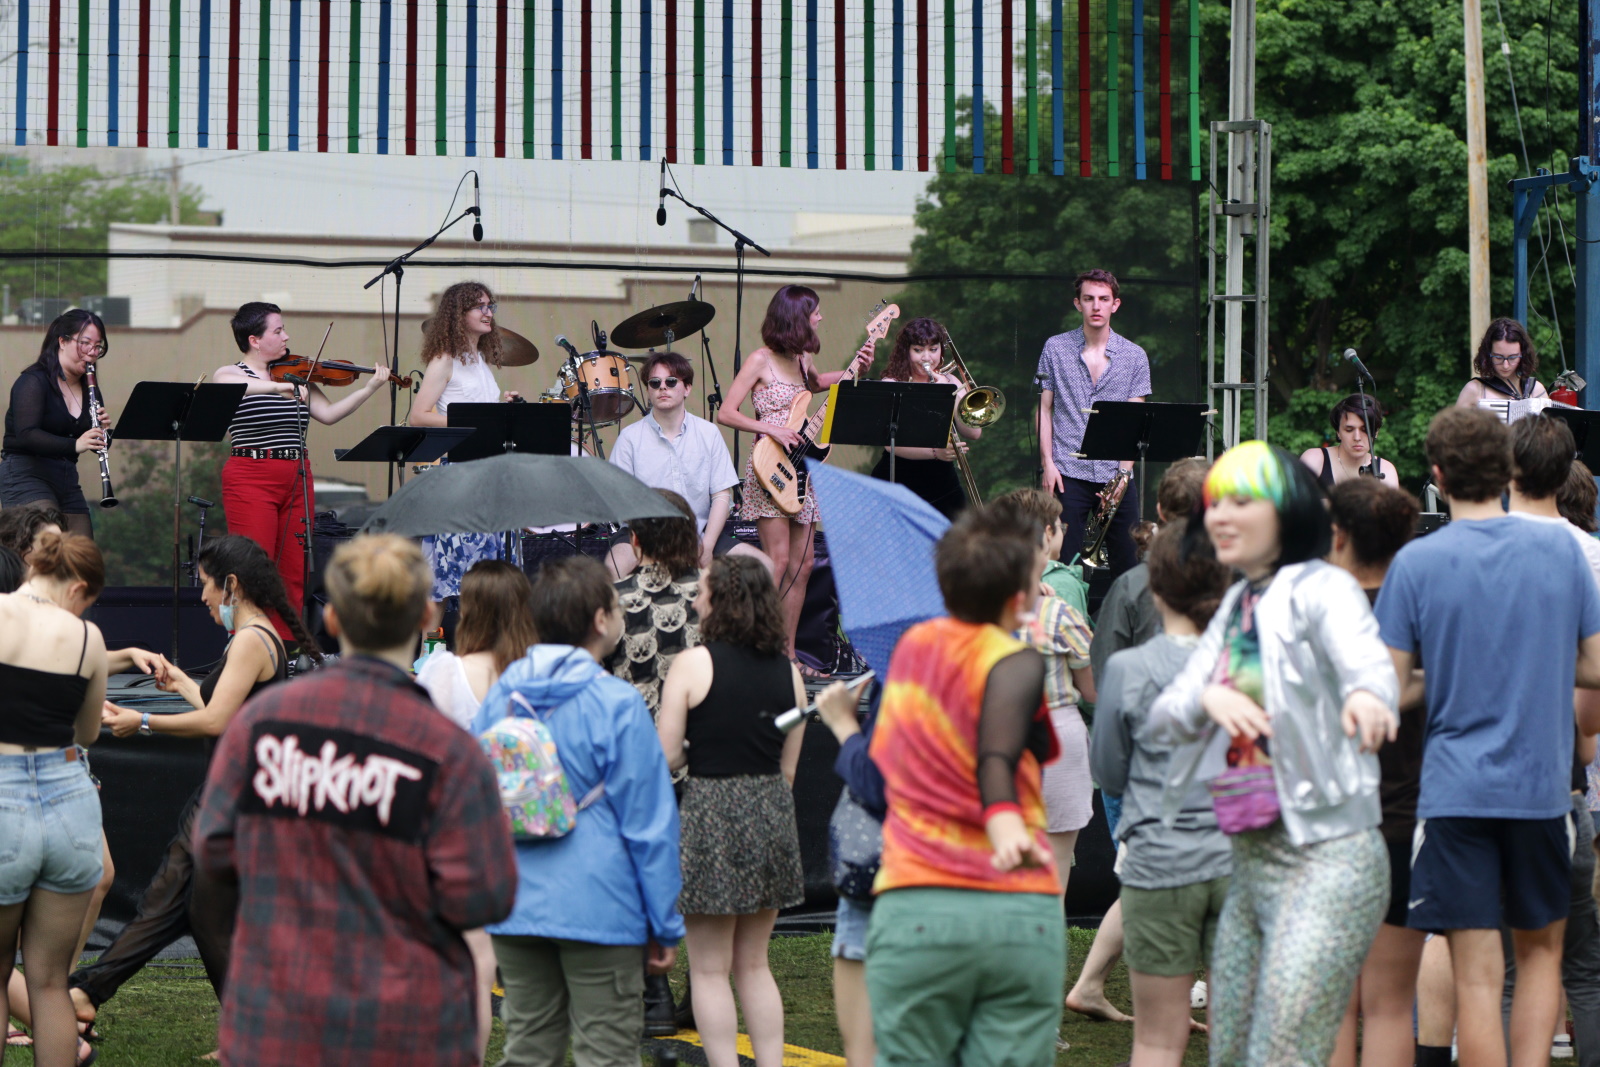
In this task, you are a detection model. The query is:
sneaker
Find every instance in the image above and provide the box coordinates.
[1553,1034,1575,1059]
[1190,980,1208,1010]
[1054,1031,1070,1052]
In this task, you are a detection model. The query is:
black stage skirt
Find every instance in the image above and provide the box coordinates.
[868,450,967,521]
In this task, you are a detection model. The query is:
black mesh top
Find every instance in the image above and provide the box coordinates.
[2,364,89,460]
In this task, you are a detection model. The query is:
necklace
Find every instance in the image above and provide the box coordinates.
[15,587,58,608]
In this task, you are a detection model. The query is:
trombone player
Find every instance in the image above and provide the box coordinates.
[1037,268,1151,583]
[868,317,992,519]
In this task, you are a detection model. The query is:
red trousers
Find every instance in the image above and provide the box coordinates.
[221,456,315,642]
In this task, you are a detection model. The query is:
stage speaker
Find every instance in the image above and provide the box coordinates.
[87,587,228,666]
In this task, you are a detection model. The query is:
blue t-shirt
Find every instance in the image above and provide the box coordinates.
[1375,515,1600,820]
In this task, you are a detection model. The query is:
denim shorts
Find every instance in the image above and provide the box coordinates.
[831,894,874,961]
[0,749,103,904]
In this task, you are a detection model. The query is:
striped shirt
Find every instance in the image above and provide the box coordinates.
[228,363,305,450]
[1017,596,1093,711]
[1036,327,1152,482]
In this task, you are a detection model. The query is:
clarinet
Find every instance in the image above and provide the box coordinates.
[83,364,118,509]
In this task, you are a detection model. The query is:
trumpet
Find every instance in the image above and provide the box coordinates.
[935,327,1005,505]
[83,363,118,509]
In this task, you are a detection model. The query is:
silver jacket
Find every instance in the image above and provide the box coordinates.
[1144,560,1399,847]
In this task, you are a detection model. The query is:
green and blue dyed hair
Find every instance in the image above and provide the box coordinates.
[1187,440,1332,569]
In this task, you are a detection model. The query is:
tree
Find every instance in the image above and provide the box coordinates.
[95,441,228,587]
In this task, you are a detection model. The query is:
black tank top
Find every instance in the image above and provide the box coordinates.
[684,642,794,777]
[0,620,90,747]
[1318,446,1383,487]
[199,624,288,707]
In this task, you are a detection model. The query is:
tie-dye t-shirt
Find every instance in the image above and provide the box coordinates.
[870,617,1062,895]
[1213,582,1271,771]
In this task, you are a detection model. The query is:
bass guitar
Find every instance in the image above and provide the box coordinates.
[752,301,900,517]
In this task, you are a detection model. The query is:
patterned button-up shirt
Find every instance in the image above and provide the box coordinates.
[1037,326,1152,483]
[1017,595,1094,710]
[194,656,518,1067]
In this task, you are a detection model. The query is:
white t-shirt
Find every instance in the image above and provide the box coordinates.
[414,650,482,730]
[1510,511,1600,591]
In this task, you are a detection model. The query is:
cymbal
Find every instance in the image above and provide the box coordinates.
[610,300,717,350]
[418,320,539,366]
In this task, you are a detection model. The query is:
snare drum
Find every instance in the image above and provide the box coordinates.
[559,352,636,425]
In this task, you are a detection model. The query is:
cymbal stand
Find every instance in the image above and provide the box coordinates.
[570,352,607,461]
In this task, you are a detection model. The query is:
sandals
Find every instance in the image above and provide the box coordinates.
[7,1028,30,1047]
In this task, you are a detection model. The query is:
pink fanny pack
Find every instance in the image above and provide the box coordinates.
[1206,765,1280,834]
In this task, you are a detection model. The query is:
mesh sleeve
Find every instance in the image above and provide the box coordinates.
[8,371,77,458]
[976,648,1049,813]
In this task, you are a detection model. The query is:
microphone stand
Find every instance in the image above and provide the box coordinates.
[1349,361,1383,480]
[286,373,318,640]
[363,206,479,497]
[660,186,769,466]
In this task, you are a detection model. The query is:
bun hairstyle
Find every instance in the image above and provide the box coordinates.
[1327,480,1419,569]
[456,560,537,674]
[422,281,505,367]
[27,531,105,599]
[197,535,323,662]
[325,534,433,651]
[629,490,700,580]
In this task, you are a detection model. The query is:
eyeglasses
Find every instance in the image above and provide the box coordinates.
[647,377,683,390]
[1490,352,1522,364]
[70,336,107,357]
[470,302,498,315]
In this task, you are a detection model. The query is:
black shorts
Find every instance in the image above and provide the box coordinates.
[0,453,90,515]
[1407,814,1574,932]
[1383,833,1413,928]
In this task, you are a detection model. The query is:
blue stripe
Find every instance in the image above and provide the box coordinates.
[288,0,302,150]
[971,0,982,173]
[1131,0,1145,178]
[640,0,651,159]
[805,0,817,168]
[552,0,564,158]
[891,0,902,169]
[109,0,122,145]
[1050,0,1062,175]
[377,0,391,153]
[465,0,477,155]
[197,0,210,147]
[720,0,732,164]
[15,0,28,144]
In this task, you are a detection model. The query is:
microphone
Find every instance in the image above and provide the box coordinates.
[556,335,582,361]
[472,171,483,242]
[187,495,214,509]
[656,158,668,226]
[689,274,702,301]
[1344,348,1375,382]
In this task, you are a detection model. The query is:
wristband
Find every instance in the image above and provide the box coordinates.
[982,802,1023,823]
[138,712,152,737]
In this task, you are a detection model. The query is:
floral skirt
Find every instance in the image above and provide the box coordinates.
[421,532,522,601]
[679,774,805,915]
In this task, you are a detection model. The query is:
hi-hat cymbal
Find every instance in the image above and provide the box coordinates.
[418,320,539,366]
[610,300,717,350]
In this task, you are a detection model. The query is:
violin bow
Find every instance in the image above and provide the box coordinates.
[310,322,334,378]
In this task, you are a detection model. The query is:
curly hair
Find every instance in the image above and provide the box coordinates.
[760,285,821,358]
[1472,317,1538,383]
[1328,479,1418,569]
[37,309,109,379]
[1145,524,1230,631]
[1560,459,1600,534]
[699,555,787,658]
[198,535,323,661]
[629,490,701,580]
[882,317,945,381]
[0,501,66,558]
[421,281,505,367]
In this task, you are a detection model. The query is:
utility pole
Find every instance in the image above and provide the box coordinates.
[1464,0,1491,350]
[1222,0,1255,445]
[168,157,180,225]
[1579,0,1600,400]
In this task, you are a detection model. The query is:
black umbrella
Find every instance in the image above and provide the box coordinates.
[360,453,685,537]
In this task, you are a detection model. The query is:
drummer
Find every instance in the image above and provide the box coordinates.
[608,352,752,577]
[407,281,524,608]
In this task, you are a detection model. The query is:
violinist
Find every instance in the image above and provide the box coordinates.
[213,301,388,644]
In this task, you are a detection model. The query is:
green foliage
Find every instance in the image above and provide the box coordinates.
[95,441,227,588]
[0,159,206,305]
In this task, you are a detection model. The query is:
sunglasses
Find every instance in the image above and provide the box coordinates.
[647,377,683,389]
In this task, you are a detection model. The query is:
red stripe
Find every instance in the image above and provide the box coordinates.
[317,1,332,151]
[582,0,593,158]
[227,0,239,148]
[916,0,927,170]
[405,0,418,154]
[47,0,60,145]
[751,0,762,164]
[834,0,845,167]
[1000,0,1012,173]
[139,0,152,147]
[495,0,509,156]
[1076,0,1089,176]
[1158,0,1171,178]
[664,0,675,162]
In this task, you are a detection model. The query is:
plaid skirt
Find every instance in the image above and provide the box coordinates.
[679,774,805,915]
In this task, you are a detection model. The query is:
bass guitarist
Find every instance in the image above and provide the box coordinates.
[718,284,873,675]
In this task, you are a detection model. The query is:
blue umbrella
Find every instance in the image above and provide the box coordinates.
[808,460,950,679]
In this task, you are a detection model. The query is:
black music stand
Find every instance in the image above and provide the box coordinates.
[448,403,573,461]
[336,426,477,466]
[114,381,246,665]
[1075,401,1210,495]
[1544,407,1600,470]
[820,380,957,483]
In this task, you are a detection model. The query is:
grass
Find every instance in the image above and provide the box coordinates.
[5,930,1208,1066]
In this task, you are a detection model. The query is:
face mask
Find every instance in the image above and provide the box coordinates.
[219,585,236,631]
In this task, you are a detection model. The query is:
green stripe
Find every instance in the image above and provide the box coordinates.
[523,0,536,156]
[76,0,89,146]
[435,1,447,154]
[348,0,362,152]
[1105,0,1117,175]
[863,0,874,169]
[169,0,181,146]
[779,0,791,166]
[1188,0,1199,178]
[611,0,623,160]
[692,0,705,163]
[1025,0,1036,172]
[943,0,954,172]
[258,0,271,150]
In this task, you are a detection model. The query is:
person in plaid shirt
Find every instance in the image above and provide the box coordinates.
[195,534,517,1067]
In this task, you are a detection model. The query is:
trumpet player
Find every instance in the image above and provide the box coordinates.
[869,316,983,520]
[0,309,113,538]
[1037,269,1151,582]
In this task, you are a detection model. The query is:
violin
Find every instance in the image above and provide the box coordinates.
[266,353,416,390]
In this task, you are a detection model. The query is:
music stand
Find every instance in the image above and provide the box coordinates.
[447,403,573,461]
[113,382,246,665]
[1543,407,1600,470]
[1075,401,1210,494]
[336,426,477,466]
[820,380,957,484]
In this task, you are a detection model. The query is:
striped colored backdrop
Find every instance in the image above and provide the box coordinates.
[3,0,1201,177]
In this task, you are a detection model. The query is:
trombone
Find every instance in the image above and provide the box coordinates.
[937,327,1005,505]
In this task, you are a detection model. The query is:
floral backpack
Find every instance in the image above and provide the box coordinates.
[477,691,604,840]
